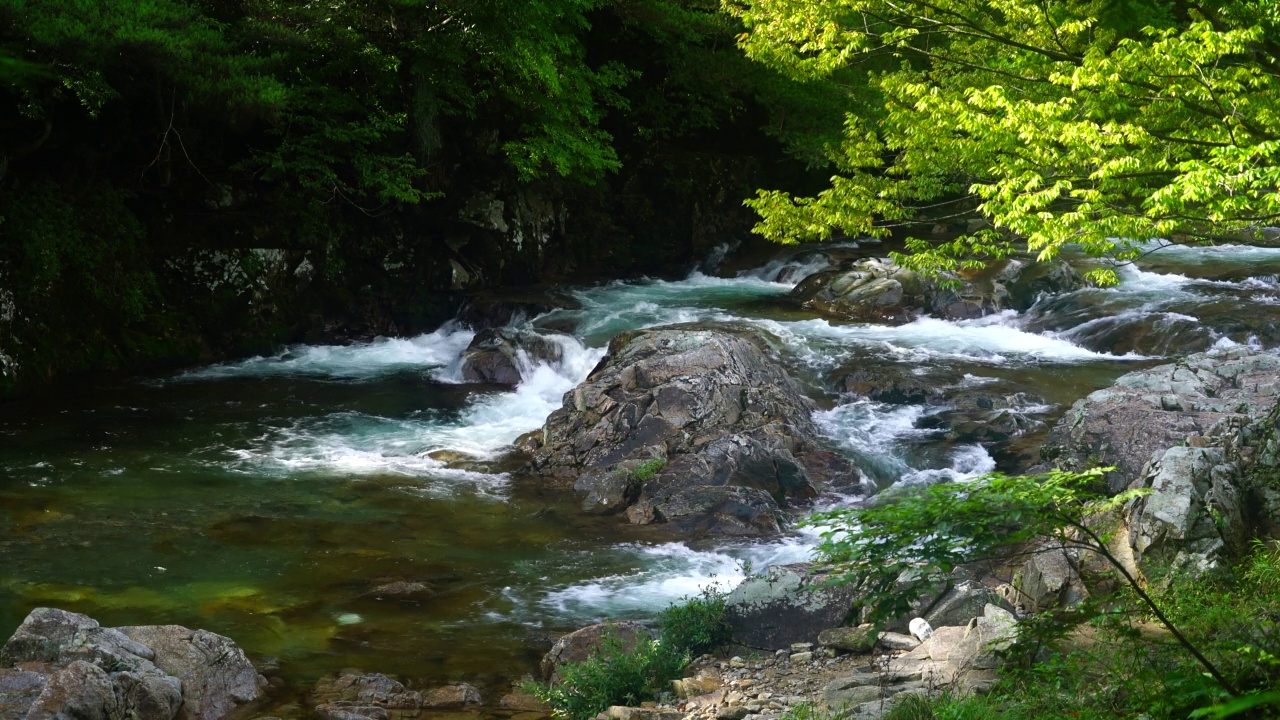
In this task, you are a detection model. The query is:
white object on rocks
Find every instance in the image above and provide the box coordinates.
[908,617,933,642]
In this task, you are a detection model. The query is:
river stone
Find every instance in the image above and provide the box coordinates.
[724,564,861,650]
[1001,260,1089,310]
[1,608,156,672]
[421,684,481,709]
[1039,347,1280,492]
[0,669,47,720]
[791,258,1007,324]
[820,679,881,711]
[817,625,878,653]
[1011,543,1088,613]
[922,581,1011,629]
[23,661,119,720]
[460,328,569,385]
[0,609,271,720]
[540,622,652,681]
[119,626,267,720]
[528,326,854,536]
[877,632,920,651]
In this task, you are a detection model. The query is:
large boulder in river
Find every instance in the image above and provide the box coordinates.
[1038,347,1280,570]
[0,608,265,720]
[723,564,861,650]
[118,626,265,720]
[526,326,853,536]
[460,328,569,385]
[1040,347,1280,492]
[791,258,1008,323]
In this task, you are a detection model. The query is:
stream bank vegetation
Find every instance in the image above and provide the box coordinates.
[526,587,732,720]
[809,468,1280,720]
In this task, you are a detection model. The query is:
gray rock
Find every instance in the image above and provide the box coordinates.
[540,622,652,681]
[922,581,1010,629]
[24,661,119,720]
[0,669,48,720]
[1126,445,1248,569]
[817,625,878,654]
[724,564,861,651]
[820,677,881,710]
[460,328,570,385]
[792,258,1014,324]
[1039,347,1280,492]
[529,326,854,536]
[952,606,1018,670]
[420,684,481,710]
[1,609,267,720]
[119,626,267,720]
[1012,543,1088,612]
[1,608,156,673]
[876,632,920,651]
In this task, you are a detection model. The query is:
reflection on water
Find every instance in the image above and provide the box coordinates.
[2,239,1277,703]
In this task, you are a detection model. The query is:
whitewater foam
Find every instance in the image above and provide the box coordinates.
[177,325,477,382]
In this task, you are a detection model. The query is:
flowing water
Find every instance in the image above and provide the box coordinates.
[2,240,1279,706]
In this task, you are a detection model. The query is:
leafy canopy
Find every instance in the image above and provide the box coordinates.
[725,0,1280,284]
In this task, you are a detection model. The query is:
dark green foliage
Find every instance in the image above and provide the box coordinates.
[528,590,731,720]
[0,0,855,393]
[657,586,730,656]
[526,629,688,720]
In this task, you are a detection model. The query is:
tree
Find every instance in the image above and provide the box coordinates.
[724,0,1280,284]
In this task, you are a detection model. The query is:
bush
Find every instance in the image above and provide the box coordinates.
[528,590,730,720]
[527,630,686,720]
[658,586,730,656]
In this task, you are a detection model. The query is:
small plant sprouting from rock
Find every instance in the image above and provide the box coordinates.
[629,458,667,484]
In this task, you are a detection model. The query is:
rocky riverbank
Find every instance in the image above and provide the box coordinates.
[7,341,1276,720]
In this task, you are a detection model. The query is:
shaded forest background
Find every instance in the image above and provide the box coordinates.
[0,0,854,394]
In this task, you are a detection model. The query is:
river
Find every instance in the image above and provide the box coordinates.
[2,240,1278,706]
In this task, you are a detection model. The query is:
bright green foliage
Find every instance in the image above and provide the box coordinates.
[726,0,1280,283]
[810,468,1136,626]
[629,458,669,484]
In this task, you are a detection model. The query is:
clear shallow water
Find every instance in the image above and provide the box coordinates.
[2,240,1277,704]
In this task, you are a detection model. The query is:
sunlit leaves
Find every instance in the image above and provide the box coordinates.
[727,0,1280,271]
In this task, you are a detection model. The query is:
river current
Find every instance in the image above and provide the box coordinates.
[2,241,1278,702]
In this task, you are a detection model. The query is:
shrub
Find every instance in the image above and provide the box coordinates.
[658,586,730,656]
[526,630,687,720]
[528,590,730,720]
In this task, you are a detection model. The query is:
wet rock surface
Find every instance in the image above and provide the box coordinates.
[460,328,571,386]
[527,326,854,536]
[791,258,1027,324]
[0,608,265,720]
